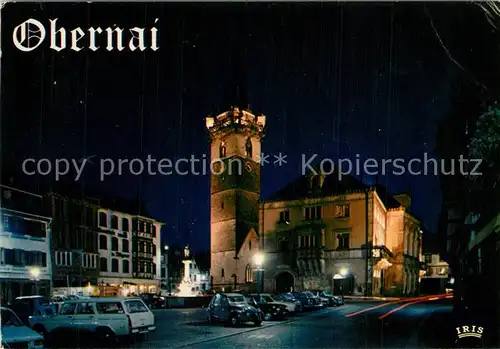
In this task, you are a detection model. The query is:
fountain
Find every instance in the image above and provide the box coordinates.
[175,246,198,297]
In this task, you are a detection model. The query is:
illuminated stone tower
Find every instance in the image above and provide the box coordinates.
[205,106,265,291]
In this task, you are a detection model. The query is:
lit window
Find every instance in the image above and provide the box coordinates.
[335,205,350,218]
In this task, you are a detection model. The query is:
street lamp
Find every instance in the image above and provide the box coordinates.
[253,252,265,294]
[30,267,41,295]
[164,245,169,294]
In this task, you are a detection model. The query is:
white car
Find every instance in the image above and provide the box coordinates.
[1,307,44,349]
[29,297,156,342]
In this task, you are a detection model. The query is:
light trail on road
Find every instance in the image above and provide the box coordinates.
[344,294,449,318]
[378,294,448,320]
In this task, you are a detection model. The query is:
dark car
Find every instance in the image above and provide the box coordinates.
[310,290,344,306]
[139,293,166,309]
[207,293,262,326]
[290,292,322,310]
[9,296,56,326]
[247,295,288,320]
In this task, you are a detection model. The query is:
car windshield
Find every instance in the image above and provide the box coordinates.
[322,291,332,296]
[262,295,274,302]
[1,308,24,327]
[227,296,245,303]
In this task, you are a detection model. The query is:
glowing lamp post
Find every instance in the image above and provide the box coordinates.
[164,245,169,294]
[332,268,348,299]
[253,252,265,294]
[30,267,41,294]
[340,268,348,277]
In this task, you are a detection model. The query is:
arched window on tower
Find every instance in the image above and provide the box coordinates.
[245,137,252,158]
[221,268,225,278]
[219,141,227,158]
[245,264,254,283]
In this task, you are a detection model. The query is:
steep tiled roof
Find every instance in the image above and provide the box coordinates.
[266,172,403,211]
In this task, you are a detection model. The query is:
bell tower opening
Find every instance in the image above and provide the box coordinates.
[206,107,265,291]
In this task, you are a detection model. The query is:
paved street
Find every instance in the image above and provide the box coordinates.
[132,296,456,349]
[45,296,459,349]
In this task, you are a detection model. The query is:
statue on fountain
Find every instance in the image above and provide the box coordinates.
[175,245,198,297]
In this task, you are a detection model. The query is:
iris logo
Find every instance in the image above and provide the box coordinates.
[456,325,484,339]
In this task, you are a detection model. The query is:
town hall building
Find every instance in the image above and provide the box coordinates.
[205,103,424,296]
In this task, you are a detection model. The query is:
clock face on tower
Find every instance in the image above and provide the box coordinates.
[213,162,223,174]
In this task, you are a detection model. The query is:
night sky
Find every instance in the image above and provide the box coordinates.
[2,2,496,253]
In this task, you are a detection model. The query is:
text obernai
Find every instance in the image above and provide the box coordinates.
[12,18,159,52]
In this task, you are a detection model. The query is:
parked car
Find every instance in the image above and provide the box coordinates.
[29,297,156,343]
[252,293,299,313]
[291,292,322,310]
[275,293,303,312]
[206,293,262,326]
[309,290,343,307]
[139,294,166,309]
[247,295,288,320]
[1,307,44,349]
[51,295,67,313]
[9,296,56,326]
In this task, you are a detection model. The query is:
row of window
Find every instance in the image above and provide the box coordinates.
[278,204,350,223]
[134,242,156,255]
[98,235,130,252]
[0,248,47,267]
[99,235,159,255]
[55,251,72,266]
[98,213,157,237]
[100,257,130,273]
[219,265,256,282]
[1,214,47,239]
[99,257,157,275]
[279,232,350,250]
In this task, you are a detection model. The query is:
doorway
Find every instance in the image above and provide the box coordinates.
[275,272,294,293]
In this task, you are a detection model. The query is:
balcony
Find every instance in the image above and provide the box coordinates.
[0,264,50,279]
[326,249,365,259]
[133,231,153,240]
[296,220,326,230]
[133,272,154,279]
[134,252,153,259]
[372,246,393,259]
[297,248,325,260]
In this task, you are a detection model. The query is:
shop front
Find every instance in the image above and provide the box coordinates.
[98,278,160,296]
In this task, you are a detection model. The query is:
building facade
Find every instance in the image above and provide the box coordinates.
[206,105,423,296]
[97,209,163,295]
[47,193,100,294]
[420,253,450,294]
[260,182,423,296]
[0,185,52,303]
[182,259,211,293]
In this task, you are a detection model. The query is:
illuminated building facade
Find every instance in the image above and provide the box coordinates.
[97,209,163,296]
[0,185,52,303]
[206,104,423,296]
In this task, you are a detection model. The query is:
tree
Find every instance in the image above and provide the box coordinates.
[467,106,500,213]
